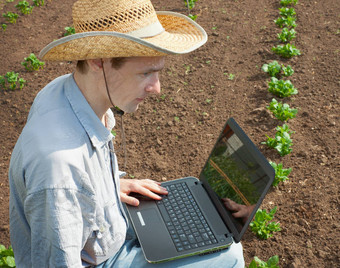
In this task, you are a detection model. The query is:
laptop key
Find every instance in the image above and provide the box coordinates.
[188,235,196,244]
[179,234,187,241]
[202,233,210,241]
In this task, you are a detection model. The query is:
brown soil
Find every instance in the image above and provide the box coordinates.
[0,0,339,267]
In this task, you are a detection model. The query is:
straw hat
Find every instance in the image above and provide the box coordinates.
[39,0,207,61]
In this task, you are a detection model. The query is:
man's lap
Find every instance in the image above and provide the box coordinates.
[96,227,245,268]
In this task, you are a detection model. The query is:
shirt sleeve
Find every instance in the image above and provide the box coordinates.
[24,188,95,267]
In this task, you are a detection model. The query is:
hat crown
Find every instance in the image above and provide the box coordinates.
[72,0,158,34]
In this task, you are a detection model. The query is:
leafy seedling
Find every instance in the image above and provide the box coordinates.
[0,72,26,91]
[33,0,45,6]
[281,64,294,76]
[188,14,197,21]
[228,73,235,80]
[274,16,297,28]
[2,12,19,24]
[15,1,33,15]
[270,161,292,187]
[263,124,294,156]
[272,43,300,58]
[277,27,296,42]
[64,26,75,36]
[248,255,279,268]
[1,24,7,31]
[267,98,298,121]
[262,61,281,77]
[21,53,45,71]
[0,244,16,267]
[279,7,296,17]
[0,75,5,89]
[268,77,298,97]
[184,0,197,10]
[280,0,298,6]
[250,207,281,239]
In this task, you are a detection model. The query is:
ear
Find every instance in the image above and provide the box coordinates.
[87,59,103,72]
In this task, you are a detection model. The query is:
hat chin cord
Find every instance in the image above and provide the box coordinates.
[101,59,127,168]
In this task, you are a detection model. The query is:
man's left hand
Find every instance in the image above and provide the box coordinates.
[120,179,168,206]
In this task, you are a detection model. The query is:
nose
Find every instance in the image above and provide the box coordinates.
[145,73,161,94]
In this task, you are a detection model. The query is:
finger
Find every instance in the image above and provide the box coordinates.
[137,188,163,200]
[223,198,238,211]
[232,209,248,218]
[120,193,140,206]
[139,180,168,195]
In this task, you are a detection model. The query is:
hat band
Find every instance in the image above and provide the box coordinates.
[126,20,164,38]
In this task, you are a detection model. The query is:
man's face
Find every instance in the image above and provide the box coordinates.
[103,56,165,113]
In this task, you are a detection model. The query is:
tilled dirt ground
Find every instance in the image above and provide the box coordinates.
[0,0,339,267]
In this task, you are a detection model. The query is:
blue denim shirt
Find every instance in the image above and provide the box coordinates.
[9,74,128,267]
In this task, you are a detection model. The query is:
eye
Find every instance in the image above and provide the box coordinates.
[143,72,152,77]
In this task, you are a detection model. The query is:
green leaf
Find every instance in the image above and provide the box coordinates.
[5,256,16,267]
[248,259,258,268]
[267,255,279,266]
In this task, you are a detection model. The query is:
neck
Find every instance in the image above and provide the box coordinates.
[73,70,110,123]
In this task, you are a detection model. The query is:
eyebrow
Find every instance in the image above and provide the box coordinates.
[144,64,164,73]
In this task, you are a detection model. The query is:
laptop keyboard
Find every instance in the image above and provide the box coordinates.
[156,182,218,252]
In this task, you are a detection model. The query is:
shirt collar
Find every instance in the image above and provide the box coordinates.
[65,74,115,148]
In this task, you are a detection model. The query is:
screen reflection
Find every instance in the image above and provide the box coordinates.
[201,124,270,232]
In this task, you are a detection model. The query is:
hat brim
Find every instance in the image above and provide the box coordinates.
[39,11,207,61]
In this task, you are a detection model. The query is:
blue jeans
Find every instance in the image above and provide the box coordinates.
[96,226,245,268]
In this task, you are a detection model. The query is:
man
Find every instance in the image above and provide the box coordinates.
[9,0,245,267]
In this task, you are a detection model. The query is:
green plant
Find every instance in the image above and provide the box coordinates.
[263,124,294,156]
[0,72,26,91]
[228,73,235,80]
[281,64,294,76]
[267,98,298,121]
[184,0,197,10]
[250,207,281,239]
[32,0,45,6]
[0,76,5,89]
[280,0,298,6]
[270,162,292,187]
[21,53,45,71]
[262,61,294,78]
[2,12,19,24]
[15,1,33,15]
[188,14,197,21]
[274,16,297,28]
[64,26,75,36]
[272,43,300,58]
[268,77,298,97]
[0,244,16,267]
[279,7,296,17]
[1,24,7,31]
[277,27,296,42]
[261,61,281,77]
[248,255,279,268]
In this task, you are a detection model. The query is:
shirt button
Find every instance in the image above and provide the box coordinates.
[99,225,106,233]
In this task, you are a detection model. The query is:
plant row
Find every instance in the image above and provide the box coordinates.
[1,0,45,31]
[0,53,44,91]
[247,1,301,267]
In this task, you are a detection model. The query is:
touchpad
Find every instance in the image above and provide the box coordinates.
[138,208,162,227]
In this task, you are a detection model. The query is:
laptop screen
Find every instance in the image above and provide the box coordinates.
[200,118,274,242]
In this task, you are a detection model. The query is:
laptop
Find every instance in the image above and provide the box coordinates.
[125,117,275,263]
